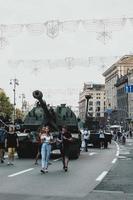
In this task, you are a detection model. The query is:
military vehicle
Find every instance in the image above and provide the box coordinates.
[17,90,81,159]
[80,95,112,148]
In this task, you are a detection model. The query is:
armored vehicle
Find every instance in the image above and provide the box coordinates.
[17,90,81,159]
[80,95,112,148]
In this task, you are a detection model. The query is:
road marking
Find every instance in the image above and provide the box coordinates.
[112,158,117,164]
[8,168,34,177]
[89,152,97,156]
[116,151,119,156]
[53,158,62,162]
[114,142,120,157]
[96,171,108,182]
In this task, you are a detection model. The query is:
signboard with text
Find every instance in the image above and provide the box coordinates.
[125,84,133,93]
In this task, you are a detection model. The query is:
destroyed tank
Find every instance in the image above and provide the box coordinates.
[17,90,81,159]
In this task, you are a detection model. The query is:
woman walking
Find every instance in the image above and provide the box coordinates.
[5,126,19,165]
[40,126,53,173]
[57,126,72,172]
[34,127,45,165]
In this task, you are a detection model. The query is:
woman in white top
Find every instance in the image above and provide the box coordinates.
[40,126,53,173]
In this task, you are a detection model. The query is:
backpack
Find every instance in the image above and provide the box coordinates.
[0,128,6,143]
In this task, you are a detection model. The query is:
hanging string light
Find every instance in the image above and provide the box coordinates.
[8,56,122,72]
[45,20,60,39]
[0,17,132,48]
[0,25,8,49]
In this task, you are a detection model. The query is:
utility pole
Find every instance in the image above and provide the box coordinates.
[10,78,19,125]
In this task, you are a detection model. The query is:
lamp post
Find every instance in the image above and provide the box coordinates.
[10,78,19,125]
[85,95,91,119]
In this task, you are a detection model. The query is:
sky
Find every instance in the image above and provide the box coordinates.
[0,0,133,111]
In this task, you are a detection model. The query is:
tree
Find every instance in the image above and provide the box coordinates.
[15,108,24,124]
[0,91,13,121]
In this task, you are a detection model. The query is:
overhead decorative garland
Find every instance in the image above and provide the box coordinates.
[0,17,133,48]
[8,56,121,72]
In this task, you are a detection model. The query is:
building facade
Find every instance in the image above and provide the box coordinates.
[114,75,128,128]
[128,70,133,122]
[79,83,105,122]
[103,55,133,110]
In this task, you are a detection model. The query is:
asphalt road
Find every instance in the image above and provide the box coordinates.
[0,142,117,200]
[93,138,133,200]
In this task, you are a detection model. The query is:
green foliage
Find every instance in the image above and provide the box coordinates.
[16,108,24,120]
[0,92,13,118]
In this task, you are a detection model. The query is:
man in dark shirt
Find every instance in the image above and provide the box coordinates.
[0,127,6,163]
[57,126,72,171]
[5,126,19,165]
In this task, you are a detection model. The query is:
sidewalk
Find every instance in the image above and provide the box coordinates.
[84,138,133,200]
[84,190,133,200]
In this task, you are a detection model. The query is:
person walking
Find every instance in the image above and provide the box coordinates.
[34,128,42,165]
[113,129,117,141]
[117,130,122,143]
[82,128,89,152]
[122,131,126,145]
[57,126,72,172]
[99,130,105,149]
[0,126,6,163]
[40,126,53,173]
[5,126,19,165]
[129,129,132,138]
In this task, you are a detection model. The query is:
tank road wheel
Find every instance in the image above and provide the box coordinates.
[69,140,80,159]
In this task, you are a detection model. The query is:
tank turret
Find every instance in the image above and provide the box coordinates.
[23,90,58,130]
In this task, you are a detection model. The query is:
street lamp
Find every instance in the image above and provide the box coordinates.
[10,78,19,125]
[85,95,91,119]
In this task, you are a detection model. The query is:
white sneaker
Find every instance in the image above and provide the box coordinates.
[10,162,14,165]
[45,169,48,173]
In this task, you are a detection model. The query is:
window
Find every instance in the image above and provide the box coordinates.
[89,107,93,111]
[96,107,100,112]
[89,101,93,106]
[96,101,100,106]
[96,113,100,117]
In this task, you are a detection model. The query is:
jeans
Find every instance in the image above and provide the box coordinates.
[41,143,51,169]
[84,139,88,152]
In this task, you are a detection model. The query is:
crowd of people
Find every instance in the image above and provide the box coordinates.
[1,124,133,173]
[112,129,132,144]
[81,128,109,151]
[0,124,73,173]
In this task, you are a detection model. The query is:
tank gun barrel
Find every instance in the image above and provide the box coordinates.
[33,90,49,115]
[33,90,58,130]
